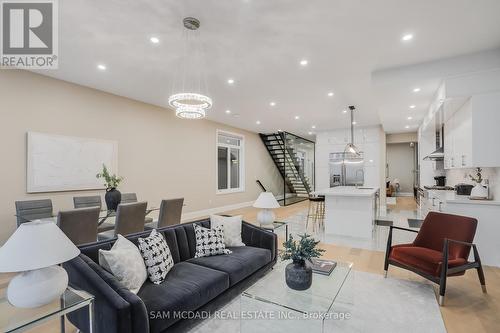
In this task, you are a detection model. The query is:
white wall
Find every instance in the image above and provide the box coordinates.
[386,143,415,193]
[0,70,283,244]
[315,125,386,203]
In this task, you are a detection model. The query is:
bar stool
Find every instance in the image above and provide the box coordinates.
[306,195,325,233]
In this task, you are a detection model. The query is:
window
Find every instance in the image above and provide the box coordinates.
[217,131,244,193]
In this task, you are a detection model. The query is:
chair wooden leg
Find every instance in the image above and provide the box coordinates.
[473,245,487,293]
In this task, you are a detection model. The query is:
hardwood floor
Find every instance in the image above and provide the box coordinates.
[2,197,498,332]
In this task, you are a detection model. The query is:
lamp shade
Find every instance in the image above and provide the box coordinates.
[0,221,80,273]
[253,192,280,209]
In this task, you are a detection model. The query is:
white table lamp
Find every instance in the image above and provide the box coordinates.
[253,192,280,225]
[0,221,80,308]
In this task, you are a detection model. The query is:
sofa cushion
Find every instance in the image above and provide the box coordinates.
[187,246,272,286]
[137,261,229,333]
[390,244,467,277]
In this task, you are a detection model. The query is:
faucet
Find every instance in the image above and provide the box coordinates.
[355,169,364,188]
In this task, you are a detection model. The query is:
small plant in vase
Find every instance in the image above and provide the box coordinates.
[280,234,325,290]
[469,167,488,199]
[96,164,124,211]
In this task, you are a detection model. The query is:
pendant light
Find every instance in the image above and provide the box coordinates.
[344,105,361,156]
[168,17,212,119]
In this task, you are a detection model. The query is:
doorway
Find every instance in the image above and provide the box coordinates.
[386,142,417,197]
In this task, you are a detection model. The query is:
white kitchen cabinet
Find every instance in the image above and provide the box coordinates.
[444,92,500,168]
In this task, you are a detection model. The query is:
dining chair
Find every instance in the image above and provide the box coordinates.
[384,211,486,306]
[73,195,102,209]
[15,199,53,227]
[120,192,154,224]
[120,193,138,204]
[98,202,147,240]
[58,207,100,246]
[146,198,184,229]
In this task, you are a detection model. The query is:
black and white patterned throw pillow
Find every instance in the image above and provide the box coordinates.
[194,224,232,258]
[138,229,174,284]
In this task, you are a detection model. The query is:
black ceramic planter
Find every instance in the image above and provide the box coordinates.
[105,188,121,211]
[285,260,312,290]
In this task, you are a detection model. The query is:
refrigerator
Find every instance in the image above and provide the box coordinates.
[329,152,364,187]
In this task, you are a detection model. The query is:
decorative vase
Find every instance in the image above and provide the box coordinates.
[470,183,488,199]
[105,188,121,211]
[285,260,312,291]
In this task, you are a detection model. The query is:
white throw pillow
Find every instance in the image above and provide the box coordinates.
[98,234,147,294]
[210,215,245,247]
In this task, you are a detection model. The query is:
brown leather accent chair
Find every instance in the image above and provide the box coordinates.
[384,211,486,306]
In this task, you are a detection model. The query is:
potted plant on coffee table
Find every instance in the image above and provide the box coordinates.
[280,234,325,291]
[96,164,124,211]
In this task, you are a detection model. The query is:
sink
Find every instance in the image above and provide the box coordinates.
[357,187,374,189]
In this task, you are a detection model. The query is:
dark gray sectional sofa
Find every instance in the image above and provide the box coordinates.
[64,218,277,333]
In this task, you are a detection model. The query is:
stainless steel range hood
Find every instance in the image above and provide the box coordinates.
[423,124,444,161]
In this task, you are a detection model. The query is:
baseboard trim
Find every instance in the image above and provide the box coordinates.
[181,201,255,222]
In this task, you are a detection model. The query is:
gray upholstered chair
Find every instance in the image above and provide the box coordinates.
[98,202,147,240]
[58,207,100,246]
[15,199,53,227]
[120,192,154,224]
[120,193,138,204]
[73,195,102,209]
[146,198,184,229]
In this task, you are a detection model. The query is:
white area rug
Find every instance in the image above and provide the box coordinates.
[190,270,446,333]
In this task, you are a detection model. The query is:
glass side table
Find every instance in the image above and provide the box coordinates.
[0,286,94,333]
[260,221,289,241]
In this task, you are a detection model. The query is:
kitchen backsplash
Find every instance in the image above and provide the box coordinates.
[446,167,499,200]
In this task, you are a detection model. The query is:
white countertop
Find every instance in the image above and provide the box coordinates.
[315,186,380,197]
[426,189,500,206]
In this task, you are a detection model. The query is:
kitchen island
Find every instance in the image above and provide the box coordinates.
[315,186,380,238]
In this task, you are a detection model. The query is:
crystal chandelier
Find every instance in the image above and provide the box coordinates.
[168,17,212,119]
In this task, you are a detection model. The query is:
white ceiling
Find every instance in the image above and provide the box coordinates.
[35,0,500,137]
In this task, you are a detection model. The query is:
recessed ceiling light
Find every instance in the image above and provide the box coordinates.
[407,116,413,120]
[352,121,357,125]
[369,159,374,163]
[227,78,235,85]
[278,129,282,132]
[342,109,348,114]
[409,105,416,109]
[413,87,421,93]
[256,120,261,125]
[150,37,160,44]
[294,116,300,120]
[402,34,414,41]
[269,101,276,107]
[327,92,334,97]
[97,64,106,71]
[311,125,316,129]
[225,110,231,114]
[405,125,410,129]
[299,59,308,66]
[308,131,313,135]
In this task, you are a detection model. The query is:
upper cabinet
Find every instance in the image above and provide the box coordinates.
[444,92,500,169]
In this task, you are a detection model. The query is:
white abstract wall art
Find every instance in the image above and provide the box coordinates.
[27,132,118,193]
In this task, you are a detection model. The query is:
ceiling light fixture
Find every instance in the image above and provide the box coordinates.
[227,78,235,85]
[402,34,413,41]
[311,125,316,129]
[327,92,334,97]
[269,101,276,107]
[225,110,231,114]
[97,64,106,71]
[342,109,347,114]
[150,37,160,44]
[405,125,410,129]
[409,105,416,109]
[407,116,413,120]
[308,131,313,135]
[413,87,421,93]
[294,116,300,120]
[168,17,212,119]
[256,120,261,125]
[299,59,308,66]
